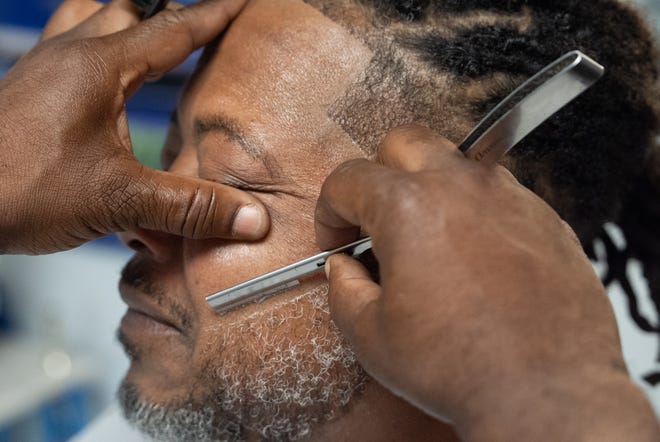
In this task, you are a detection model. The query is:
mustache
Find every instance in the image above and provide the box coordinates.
[120,256,194,332]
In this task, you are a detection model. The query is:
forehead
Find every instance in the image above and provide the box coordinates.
[179,0,371,148]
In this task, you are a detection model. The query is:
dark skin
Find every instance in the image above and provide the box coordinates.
[0,0,658,439]
[0,0,269,255]
[318,125,660,441]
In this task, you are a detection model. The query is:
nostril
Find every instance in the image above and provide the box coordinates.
[119,229,178,262]
[127,239,148,254]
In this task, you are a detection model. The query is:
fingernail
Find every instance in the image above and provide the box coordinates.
[232,205,265,238]
[324,257,332,279]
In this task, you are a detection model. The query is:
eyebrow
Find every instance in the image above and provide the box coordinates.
[192,113,277,176]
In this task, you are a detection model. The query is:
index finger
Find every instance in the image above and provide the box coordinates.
[315,159,398,250]
[315,125,461,251]
[103,0,248,87]
[41,0,104,41]
[378,124,461,172]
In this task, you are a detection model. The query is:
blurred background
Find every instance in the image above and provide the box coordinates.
[0,1,659,441]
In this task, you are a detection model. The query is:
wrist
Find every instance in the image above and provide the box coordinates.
[454,368,659,441]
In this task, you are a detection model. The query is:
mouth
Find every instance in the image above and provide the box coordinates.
[119,281,184,336]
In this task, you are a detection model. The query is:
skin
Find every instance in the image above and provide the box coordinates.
[118,1,660,439]
[118,0,455,439]
[318,126,660,440]
[2,0,657,440]
[0,0,269,255]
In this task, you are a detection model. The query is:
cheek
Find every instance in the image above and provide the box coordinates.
[181,203,320,310]
[183,242,280,300]
[180,237,336,386]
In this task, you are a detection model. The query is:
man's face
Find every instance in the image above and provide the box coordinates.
[117,0,373,440]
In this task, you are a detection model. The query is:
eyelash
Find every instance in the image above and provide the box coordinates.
[218,174,274,194]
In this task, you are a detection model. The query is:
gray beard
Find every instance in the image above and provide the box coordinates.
[118,285,367,441]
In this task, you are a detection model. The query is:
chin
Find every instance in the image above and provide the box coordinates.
[117,284,368,441]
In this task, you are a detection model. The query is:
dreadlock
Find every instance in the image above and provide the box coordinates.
[306,0,660,383]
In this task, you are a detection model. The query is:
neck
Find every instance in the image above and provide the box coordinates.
[304,379,459,441]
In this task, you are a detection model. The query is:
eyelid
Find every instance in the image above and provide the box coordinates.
[197,129,280,180]
[197,134,276,180]
[220,174,258,190]
[201,169,306,198]
[215,175,278,194]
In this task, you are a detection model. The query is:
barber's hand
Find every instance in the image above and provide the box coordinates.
[0,0,269,255]
[316,125,659,440]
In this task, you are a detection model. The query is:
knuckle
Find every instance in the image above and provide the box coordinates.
[177,185,219,238]
[381,126,411,152]
[151,9,194,42]
[388,175,428,210]
[139,9,196,66]
[152,9,185,29]
[460,162,507,194]
[322,159,365,193]
[382,124,437,149]
[383,175,435,226]
[331,158,364,179]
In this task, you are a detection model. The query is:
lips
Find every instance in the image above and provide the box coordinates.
[119,281,183,335]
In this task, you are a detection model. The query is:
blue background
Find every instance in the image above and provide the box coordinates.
[0,0,198,153]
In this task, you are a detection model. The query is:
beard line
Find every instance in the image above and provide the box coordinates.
[119,284,367,441]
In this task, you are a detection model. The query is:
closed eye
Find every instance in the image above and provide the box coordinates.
[222,176,273,193]
[210,173,307,199]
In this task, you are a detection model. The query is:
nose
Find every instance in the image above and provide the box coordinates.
[117,229,181,263]
[117,144,194,261]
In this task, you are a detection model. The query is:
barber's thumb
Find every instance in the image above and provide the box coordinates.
[116,167,269,240]
[326,254,381,343]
